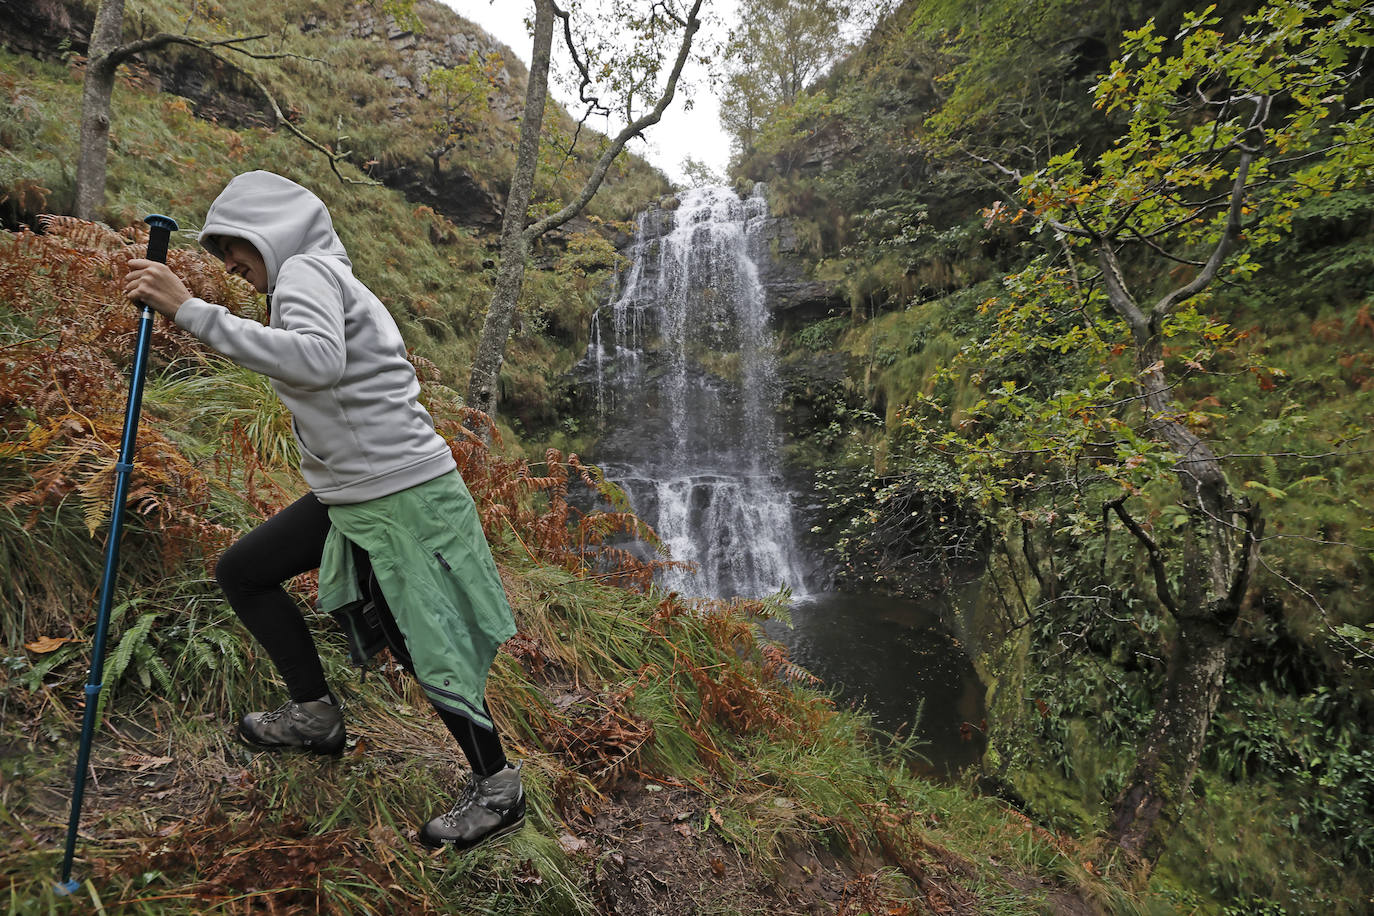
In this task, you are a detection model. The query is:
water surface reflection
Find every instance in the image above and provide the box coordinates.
[762,590,986,776]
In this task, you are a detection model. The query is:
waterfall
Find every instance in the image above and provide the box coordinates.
[585,186,811,600]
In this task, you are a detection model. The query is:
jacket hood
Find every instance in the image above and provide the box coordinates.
[198,171,350,292]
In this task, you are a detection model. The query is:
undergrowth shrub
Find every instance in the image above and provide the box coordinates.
[0,218,255,636]
[440,407,688,592]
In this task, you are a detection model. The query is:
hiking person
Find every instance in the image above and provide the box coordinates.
[122,169,524,850]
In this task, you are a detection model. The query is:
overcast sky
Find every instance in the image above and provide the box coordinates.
[439,1,737,187]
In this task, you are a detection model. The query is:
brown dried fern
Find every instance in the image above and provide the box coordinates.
[0,220,251,605]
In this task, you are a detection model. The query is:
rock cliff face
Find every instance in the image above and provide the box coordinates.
[570,189,841,397]
[566,187,854,588]
[337,7,519,230]
[573,187,820,598]
[615,191,842,323]
[352,11,526,124]
[0,0,81,60]
[750,210,843,325]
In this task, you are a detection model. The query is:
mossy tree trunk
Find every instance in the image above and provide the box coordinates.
[1106,610,1233,866]
[1094,229,1263,875]
[466,0,555,423]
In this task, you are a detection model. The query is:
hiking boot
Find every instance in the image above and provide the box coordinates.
[238,696,345,755]
[419,763,526,850]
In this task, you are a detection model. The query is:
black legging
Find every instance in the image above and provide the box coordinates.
[215,492,507,776]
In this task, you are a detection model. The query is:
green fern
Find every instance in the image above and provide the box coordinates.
[100,611,159,718]
[145,652,174,695]
[189,636,219,675]
[18,643,84,692]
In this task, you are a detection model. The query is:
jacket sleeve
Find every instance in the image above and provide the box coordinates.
[174,257,346,390]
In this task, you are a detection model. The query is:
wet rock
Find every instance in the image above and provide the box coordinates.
[609,199,841,323]
[753,216,843,321]
[0,0,81,59]
[367,161,503,231]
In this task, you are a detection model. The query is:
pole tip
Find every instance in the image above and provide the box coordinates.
[144,214,179,232]
[54,878,80,896]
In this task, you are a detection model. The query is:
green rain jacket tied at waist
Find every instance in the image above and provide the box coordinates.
[316,471,516,730]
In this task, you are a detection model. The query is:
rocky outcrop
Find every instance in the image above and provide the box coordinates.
[158,49,276,130]
[331,5,522,230]
[605,191,842,324]
[0,0,82,58]
[751,207,844,323]
[0,2,269,128]
[368,161,505,232]
[347,9,525,125]
[792,124,862,175]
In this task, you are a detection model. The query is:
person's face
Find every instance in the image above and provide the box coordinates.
[222,238,268,293]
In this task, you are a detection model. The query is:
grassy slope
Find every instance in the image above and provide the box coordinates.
[0,24,1157,916]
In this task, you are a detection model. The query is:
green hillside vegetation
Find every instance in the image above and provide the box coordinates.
[735,0,1374,909]
[0,2,1175,914]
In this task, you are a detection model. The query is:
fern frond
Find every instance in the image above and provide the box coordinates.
[107,611,159,694]
[37,215,131,254]
[190,638,217,675]
[146,652,174,695]
[18,643,84,691]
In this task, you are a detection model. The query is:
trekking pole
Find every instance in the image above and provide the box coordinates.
[56,214,178,895]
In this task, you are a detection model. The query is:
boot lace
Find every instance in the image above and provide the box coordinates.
[439,776,482,826]
[256,700,296,724]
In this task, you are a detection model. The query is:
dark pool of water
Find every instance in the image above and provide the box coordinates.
[761,590,986,775]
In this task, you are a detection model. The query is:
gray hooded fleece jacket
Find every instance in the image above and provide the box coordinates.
[175,171,456,504]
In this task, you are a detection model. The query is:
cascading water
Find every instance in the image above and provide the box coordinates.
[581,186,987,773]
[585,185,811,600]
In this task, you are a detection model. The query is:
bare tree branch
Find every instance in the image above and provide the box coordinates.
[1151,95,1271,320]
[524,0,704,240]
[105,31,321,69]
[1105,495,1180,617]
[224,55,379,185]
[550,0,612,120]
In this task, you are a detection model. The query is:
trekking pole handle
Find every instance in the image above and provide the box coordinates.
[142,215,178,314]
[144,214,176,261]
[138,214,177,317]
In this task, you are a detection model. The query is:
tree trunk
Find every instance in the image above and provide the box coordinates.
[1095,244,1261,877]
[1105,476,1257,876]
[1106,598,1231,869]
[74,0,127,221]
[463,1,702,429]
[465,0,554,423]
